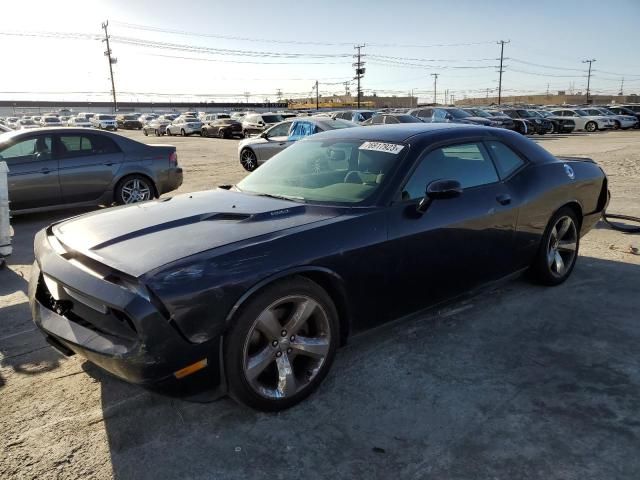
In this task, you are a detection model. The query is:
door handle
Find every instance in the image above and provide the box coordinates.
[496,194,511,205]
[40,168,51,174]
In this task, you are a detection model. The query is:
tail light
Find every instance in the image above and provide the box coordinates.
[169,151,178,167]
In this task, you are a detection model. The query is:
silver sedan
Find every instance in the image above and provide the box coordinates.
[238,117,356,171]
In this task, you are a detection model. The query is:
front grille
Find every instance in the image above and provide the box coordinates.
[36,274,138,341]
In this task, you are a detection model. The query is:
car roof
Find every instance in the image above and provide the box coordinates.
[307,123,485,143]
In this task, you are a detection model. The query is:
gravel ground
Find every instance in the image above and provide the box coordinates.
[1,129,639,480]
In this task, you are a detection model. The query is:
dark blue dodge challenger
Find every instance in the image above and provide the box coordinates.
[29,124,608,410]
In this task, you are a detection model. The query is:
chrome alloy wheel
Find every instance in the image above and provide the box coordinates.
[242,295,331,399]
[547,215,577,278]
[240,149,258,171]
[120,178,152,204]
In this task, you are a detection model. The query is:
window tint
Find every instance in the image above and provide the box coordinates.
[433,109,448,121]
[403,143,499,199]
[486,141,525,178]
[419,109,432,118]
[89,134,121,154]
[60,135,93,157]
[371,115,384,124]
[384,116,399,124]
[0,136,52,161]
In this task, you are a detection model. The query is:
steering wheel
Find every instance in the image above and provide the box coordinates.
[344,171,363,184]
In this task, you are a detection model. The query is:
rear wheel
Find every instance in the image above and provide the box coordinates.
[530,207,580,286]
[585,121,597,132]
[224,276,339,411]
[155,129,161,136]
[240,148,258,171]
[115,175,155,205]
[166,129,172,136]
[181,129,187,136]
[218,128,226,139]
[613,120,621,130]
[143,129,148,136]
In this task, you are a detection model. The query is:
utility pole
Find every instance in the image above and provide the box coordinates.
[315,80,319,110]
[619,78,624,96]
[546,83,550,96]
[244,91,250,103]
[101,20,118,113]
[582,59,596,104]
[486,88,489,100]
[497,40,510,105]
[276,89,282,102]
[353,44,366,108]
[431,73,439,104]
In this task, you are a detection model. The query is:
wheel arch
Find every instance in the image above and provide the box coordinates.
[223,266,351,346]
[554,200,583,230]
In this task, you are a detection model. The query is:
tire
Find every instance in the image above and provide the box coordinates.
[613,120,621,130]
[166,129,172,136]
[240,148,258,171]
[224,276,339,411]
[218,129,226,139]
[585,121,597,132]
[143,129,148,136]
[529,207,580,286]
[181,129,187,137]
[114,175,155,205]
[243,129,249,138]
[548,123,556,134]
[201,129,208,137]
[155,129,161,137]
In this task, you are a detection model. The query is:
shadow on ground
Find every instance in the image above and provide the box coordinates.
[85,256,640,480]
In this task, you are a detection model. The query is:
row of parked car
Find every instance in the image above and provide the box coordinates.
[233,104,640,171]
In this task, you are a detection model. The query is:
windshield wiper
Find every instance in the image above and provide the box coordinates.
[254,193,306,202]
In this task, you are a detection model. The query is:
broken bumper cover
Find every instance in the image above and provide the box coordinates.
[28,229,223,393]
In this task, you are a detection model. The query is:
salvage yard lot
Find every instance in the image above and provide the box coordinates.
[1,130,639,479]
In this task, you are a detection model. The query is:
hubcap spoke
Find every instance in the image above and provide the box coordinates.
[557,239,577,252]
[556,218,571,239]
[276,353,297,397]
[255,309,282,339]
[246,346,274,382]
[554,251,565,274]
[291,336,329,359]
[284,299,319,335]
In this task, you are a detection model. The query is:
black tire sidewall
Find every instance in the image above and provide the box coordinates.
[530,207,580,286]
[224,276,339,411]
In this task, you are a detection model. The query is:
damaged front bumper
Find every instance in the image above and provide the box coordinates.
[28,228,225,397]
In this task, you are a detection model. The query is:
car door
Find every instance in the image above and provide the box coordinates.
[1,133,61,210]
[56,133,124,204]
[386,140,519,319]
[254,121,293,161]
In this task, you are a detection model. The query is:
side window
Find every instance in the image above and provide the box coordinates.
[485,141,525,179]
[288,122,314,140]
[371,115,384,125]
[267,122,292,138]
[0,136,52,162]
[59,135,93,158]
[433,109,447,121]
[402,143,499,200]
[88,134,121,154]
[419,109,432,118]
[384,116,399,124]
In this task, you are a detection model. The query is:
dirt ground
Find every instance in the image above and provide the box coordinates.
[1,129,639,479]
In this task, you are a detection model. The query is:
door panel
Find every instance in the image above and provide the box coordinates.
[386,185,518,319]
[2,134,61,210]
[56,133,123,203]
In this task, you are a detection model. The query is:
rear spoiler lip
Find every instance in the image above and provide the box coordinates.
[556,155,596,164]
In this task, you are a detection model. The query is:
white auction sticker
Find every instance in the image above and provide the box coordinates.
[359,141,405,154]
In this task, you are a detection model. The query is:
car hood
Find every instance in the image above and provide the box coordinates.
[51,189,341,277]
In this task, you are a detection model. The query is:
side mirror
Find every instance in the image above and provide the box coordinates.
[416,179,462,214]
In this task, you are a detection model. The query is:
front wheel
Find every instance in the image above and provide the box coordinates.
[224,276,339,411]
[166,129,172,136]
[155,129,161,137]
[613,120,621,130]
[585,121,597,132]
[530,207,580,286]
[218,129,226,139]
[240,149,258,171]
[181,129,187,136]
[143,129,148,136]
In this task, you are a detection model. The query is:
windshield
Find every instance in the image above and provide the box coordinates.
[467,109,491,118]
[217,114,231,119]
[262,115,284,123]
[124,115,138,120]
[397,115,423,123]
[448,108,471,119]
[358,112,375,120]
[20,120,35,125]
[184,117,199,122]
[99,115,115,120]
[515,110,534,118]
[44,117,58,122]
[237,138,404,204]
[575,110,590,116]
[527,110,543,118]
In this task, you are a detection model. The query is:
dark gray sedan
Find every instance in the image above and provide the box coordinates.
[0,128,183,213]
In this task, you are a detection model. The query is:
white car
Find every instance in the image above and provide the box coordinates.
[15,119,38,130]
[67,116,93,128]
[91,114,118,130]
[5,117,19,129]
[581,107,638,130]
[548,108,615,132]
[202,113,232,123]
[40,116,63,127]
[166,116,202,136]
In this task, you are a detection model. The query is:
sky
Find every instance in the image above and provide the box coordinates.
[1,0,639,104]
